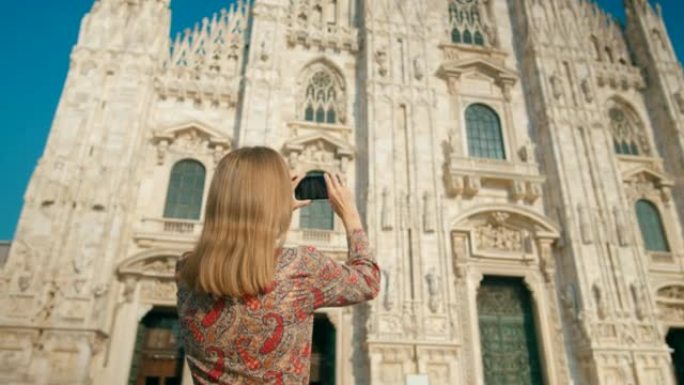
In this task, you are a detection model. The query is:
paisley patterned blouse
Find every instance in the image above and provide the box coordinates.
[175,229,380,385]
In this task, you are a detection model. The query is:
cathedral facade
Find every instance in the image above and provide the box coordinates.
[2,0,684,384]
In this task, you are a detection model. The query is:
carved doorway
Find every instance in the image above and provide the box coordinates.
[667,328,684,385]
[311,314,336,385]
[128,307,184,385]
[477,277,543,385]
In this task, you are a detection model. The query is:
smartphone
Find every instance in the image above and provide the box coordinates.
[295,175,328,200]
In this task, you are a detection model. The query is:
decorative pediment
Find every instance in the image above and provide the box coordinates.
[623,167,674,202]
[283,133,355,172]
[152,121,232,165]
[656,285,684,324]
[657,285,684,302]
[622,166,673,187]
[117,252,181,279]
[440,58,517,83]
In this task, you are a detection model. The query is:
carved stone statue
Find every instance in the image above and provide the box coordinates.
[425,269,442,314]
[550,73,563,100]
[375,49,388,77]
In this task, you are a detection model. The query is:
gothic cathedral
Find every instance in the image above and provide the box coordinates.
[2,0,684,384]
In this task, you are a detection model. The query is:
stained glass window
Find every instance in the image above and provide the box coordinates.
[163,160,206,220]
[466,104,506,160]
[610,106,646,156]
[452,28,462,43]
[478,277,543,385]
[448,0,488,47]
[636,200,669,252]
[300,171,334,230]
[303,70,340,124]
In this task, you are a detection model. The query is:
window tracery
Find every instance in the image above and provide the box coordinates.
[300,64,345,125]
[449,0,490,47]
[608,103,650,156]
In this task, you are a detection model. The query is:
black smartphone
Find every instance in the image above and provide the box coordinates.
[295,175,328,200]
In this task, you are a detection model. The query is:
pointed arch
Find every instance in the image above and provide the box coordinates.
[298,58,347,125]
[606,97,651,156]
[448,0,490,47]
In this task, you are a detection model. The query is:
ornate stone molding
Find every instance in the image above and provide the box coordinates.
[286,0,358,53]
[444,156,544,202]
[438,54,518,101]
[622,167,674,203]
[283,131,355,173]
[450,206,559,264]
[656,285,684,325]
[151,122,232,165]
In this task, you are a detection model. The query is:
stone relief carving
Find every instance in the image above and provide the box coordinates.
[657,285,684,300]
[284,137,353,174]
[474,212,524,252]
[141,279,177,304]
[624,172,673,207]
[153,126,231,166]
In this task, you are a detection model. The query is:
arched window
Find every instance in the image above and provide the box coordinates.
[302,69,342,124]
[164,160,206,220]
[452,28,462,43]
[474,31,485,46]
[448,0,490,47]
[466,104,506,160]
[300,171,334,230]
[463,30,473,44]
[608,104,649,156]
[635,200,670,252]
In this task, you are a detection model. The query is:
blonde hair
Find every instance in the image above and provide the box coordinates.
[180,146,293,297]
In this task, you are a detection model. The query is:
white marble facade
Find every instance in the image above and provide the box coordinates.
[2,0,684,384]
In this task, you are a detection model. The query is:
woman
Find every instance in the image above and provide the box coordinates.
[175,146,380,384]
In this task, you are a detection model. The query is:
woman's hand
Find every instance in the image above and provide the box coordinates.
[291,174,312,211]
[324,172,363,232]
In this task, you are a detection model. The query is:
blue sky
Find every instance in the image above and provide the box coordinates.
[0,0,682,240]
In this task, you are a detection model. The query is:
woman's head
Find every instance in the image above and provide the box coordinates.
[180,146,293,297]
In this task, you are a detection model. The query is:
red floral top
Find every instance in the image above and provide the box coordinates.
[175,229,380,385]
